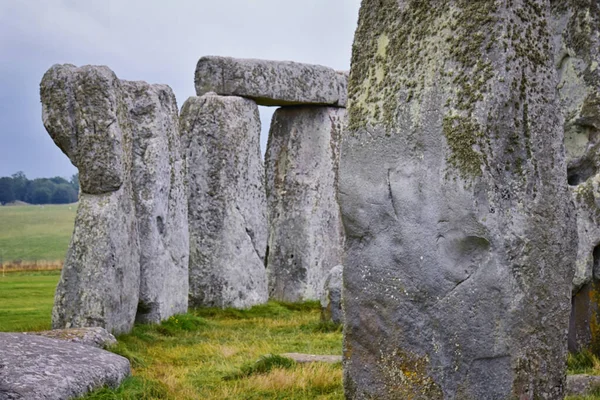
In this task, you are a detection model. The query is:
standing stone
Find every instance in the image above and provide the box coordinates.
[195,56,348,107]
[340,2,577,399]
[552,1,600,353]
[265,107,345,302]
[181,93,268,308]
[41,65,140,335]
[122,81,189,324]
[320,265,344,325]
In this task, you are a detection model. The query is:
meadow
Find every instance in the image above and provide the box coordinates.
[0,203,598,399]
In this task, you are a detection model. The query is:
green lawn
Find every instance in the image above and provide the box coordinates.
[0,204,76,263]
[0,270,60,331]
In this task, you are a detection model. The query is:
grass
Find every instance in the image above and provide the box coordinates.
[0,270,60,332]
[0,204,76,263]
[80,301,343,399]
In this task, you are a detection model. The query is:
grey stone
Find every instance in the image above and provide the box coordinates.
[280,353,342,364]
[340,2,577,399]
[0,333,129,400]
[41,64,141,335]
[194,56,348,107]
[566,374,600,396]
[320,265,343,325]
[122,81,189,324]
[25,327,117,349]
[181,93,268,308]
[265,107,345,302]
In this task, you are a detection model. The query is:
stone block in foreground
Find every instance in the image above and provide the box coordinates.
[195,56,348,107]
[181,93,268,308]
[340,1,577,398]
[0,333,129,400]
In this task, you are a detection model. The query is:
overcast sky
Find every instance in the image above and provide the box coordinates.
[0,0,361,179]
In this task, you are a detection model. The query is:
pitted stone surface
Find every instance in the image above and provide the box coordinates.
[341,2,576,398]
[195,56,348,107]
[181,93,268,309]
[265,107,345,302]
[41,64,140,335]
[0,333,130,400]
[566,374,600,396]
[122,81,189,324]
[25,327,117,349]
[320,265,343,325]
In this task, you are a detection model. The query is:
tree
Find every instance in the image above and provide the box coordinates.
[11,171,28,201]
[70,173,79,194]
[0,177,15,205]
[30,187,52,204]
[52,184,77,204]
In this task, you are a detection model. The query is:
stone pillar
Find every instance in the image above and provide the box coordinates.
[181,93,268,309]
[265,107,345,302]
[41,65,140,334]
[41,65,189,333]
[122,81,189,324]
[340,1,577,398]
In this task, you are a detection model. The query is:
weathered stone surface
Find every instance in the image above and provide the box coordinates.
[566,374,600,396]
[280,353,342,364]
[181,93,268,308]
[122,81,189,324]
[41,64,140,335]
[265,107,345,302]
[320,265,343,325]
[195,56,348,107]
[341,2,577,399]
[0,333,129,400]
[25,327,117,349]
[552,2,600,354]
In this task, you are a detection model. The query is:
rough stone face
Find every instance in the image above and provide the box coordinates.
[341,2,577,399]
[0,333,130,400]
[320,265,343,325]
[122,81,189,324]
[181,93,268,308]
[41,64,140,335]
[566,374,600,396]
[265,107,345,302]
[195,56,348,107]
[25,327,117,349]
[552,1,600,354]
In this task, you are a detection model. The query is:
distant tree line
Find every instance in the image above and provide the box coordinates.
[0,172,79,205]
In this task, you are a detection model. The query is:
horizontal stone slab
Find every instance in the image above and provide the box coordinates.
[280,353,342,364]
[24,327,117,349]
[194,56,347,107]
[0,333,129,400]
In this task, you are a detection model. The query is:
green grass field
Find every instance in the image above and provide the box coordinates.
[0,204,76,263]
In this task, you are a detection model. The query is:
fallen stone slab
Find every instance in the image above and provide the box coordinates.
[566,374,600,396]
[24,327,116,349]
[0,332,130,400]
[195,56,348,107]
[280,353,342,364]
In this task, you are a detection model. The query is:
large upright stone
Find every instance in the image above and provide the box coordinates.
[552,1,600,353]
[341,2,577,399]
[181,93,268,308]
[41,65,140,335]
[195,56,348,107]
[265,107,345,302]
[41,65,189,333]
[122,81,189,324]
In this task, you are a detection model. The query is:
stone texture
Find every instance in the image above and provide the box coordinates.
[0,333,129,400]
[195,56,348,107]
[181,93,268,308]
[552,2,600,354]
[41,64,140,335]
[122,81,189,324]
[566,374,600,396]
[340,2,577,399]
[320,265,344,325]
[265,107,345,302]
[25,327,117,349]
[41,65,189,333]
[280,353,342,364]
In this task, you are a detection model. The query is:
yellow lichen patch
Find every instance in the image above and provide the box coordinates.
[378,348,443,399]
